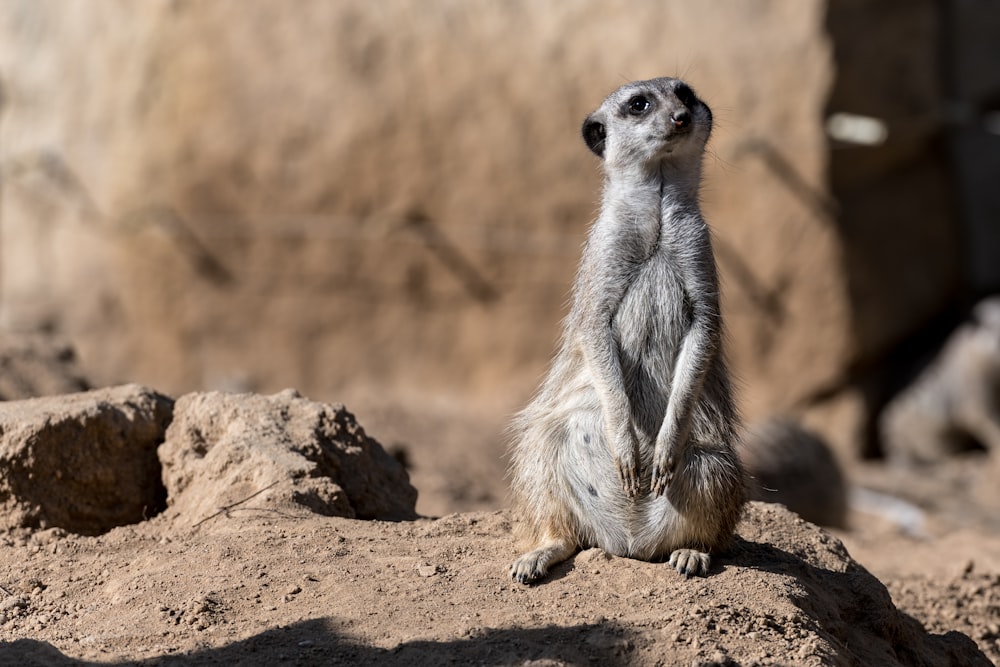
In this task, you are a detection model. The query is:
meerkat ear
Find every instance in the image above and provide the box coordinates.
[582,113,607,158]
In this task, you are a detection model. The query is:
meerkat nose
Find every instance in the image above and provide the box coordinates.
[671,110,690,128]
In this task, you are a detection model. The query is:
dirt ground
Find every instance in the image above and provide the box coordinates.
[0,389,997,666]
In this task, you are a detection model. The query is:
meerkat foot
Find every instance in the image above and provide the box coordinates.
[510,539,577,584]
[668,549,710,577]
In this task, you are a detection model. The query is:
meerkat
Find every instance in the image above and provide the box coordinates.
[508,77,745,584]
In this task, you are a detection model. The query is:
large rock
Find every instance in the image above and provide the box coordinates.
[0,384,173,534]
[5,2,992,467]
[0,1,844,428]
[825,0,964,365]
[158,389,418,529]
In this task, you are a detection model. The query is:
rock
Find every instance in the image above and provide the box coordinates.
[158,389,418,529]
[0,384,173,534]
[741,418,848,528]
[3,0,996,483]
[733,503,990,666]
[0,333,89,400]
[0,1,846,434]
[825,0,965,372]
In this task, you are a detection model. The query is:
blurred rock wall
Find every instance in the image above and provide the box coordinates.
[823,0,1000,455]
[0,1,865,452]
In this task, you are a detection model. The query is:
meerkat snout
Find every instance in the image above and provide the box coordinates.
[582,117,607,157]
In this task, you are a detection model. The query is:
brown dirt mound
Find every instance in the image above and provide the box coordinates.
[0,389,993,665]
[159,389,418,528]
[0,504,991,665]
[0,384,172,534]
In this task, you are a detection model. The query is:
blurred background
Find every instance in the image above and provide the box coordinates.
[0,0,998,518]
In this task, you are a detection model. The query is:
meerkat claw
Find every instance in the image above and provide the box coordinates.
[668,549,710,577]
[651,470,667,496]
[650,455,675,496]
[615,459,641,499]
[510,557,544,584]
[650,441,675,495]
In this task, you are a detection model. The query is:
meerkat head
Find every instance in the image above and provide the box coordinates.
[582,77,712,169]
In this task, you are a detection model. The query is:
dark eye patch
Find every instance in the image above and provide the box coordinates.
[626,95,651,116]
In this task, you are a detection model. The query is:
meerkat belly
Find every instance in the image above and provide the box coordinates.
[613,262,689,444]
[559,421,685,557]
[560,265,694,558]
[537,360,677,556]
[588,493,690,559]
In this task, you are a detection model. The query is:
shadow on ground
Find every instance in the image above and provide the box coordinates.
[0,620,635,667]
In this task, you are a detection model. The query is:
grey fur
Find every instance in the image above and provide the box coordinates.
[742,418,848,529]
[508,78,745,584]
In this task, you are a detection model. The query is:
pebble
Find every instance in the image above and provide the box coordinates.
[417,564,439,578]
[0,597,27,611]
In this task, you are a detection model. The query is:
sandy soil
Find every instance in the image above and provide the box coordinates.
[0,502,994,667]
[0,390,998,665]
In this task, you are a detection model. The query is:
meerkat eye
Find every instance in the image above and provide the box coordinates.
[626,95,651,116]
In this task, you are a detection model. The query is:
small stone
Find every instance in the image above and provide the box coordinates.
[417,564,439,578]
[0,597,27,611]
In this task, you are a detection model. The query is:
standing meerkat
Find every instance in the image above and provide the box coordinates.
[508,77,745,584]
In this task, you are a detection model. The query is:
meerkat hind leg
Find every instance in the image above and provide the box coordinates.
[668,548,710,577]
[510,536,577,584]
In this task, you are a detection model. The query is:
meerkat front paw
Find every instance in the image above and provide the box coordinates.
[614,453,642,499]
[668,548,710,577]
[610,426,642,498]
[650,439,679,496]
